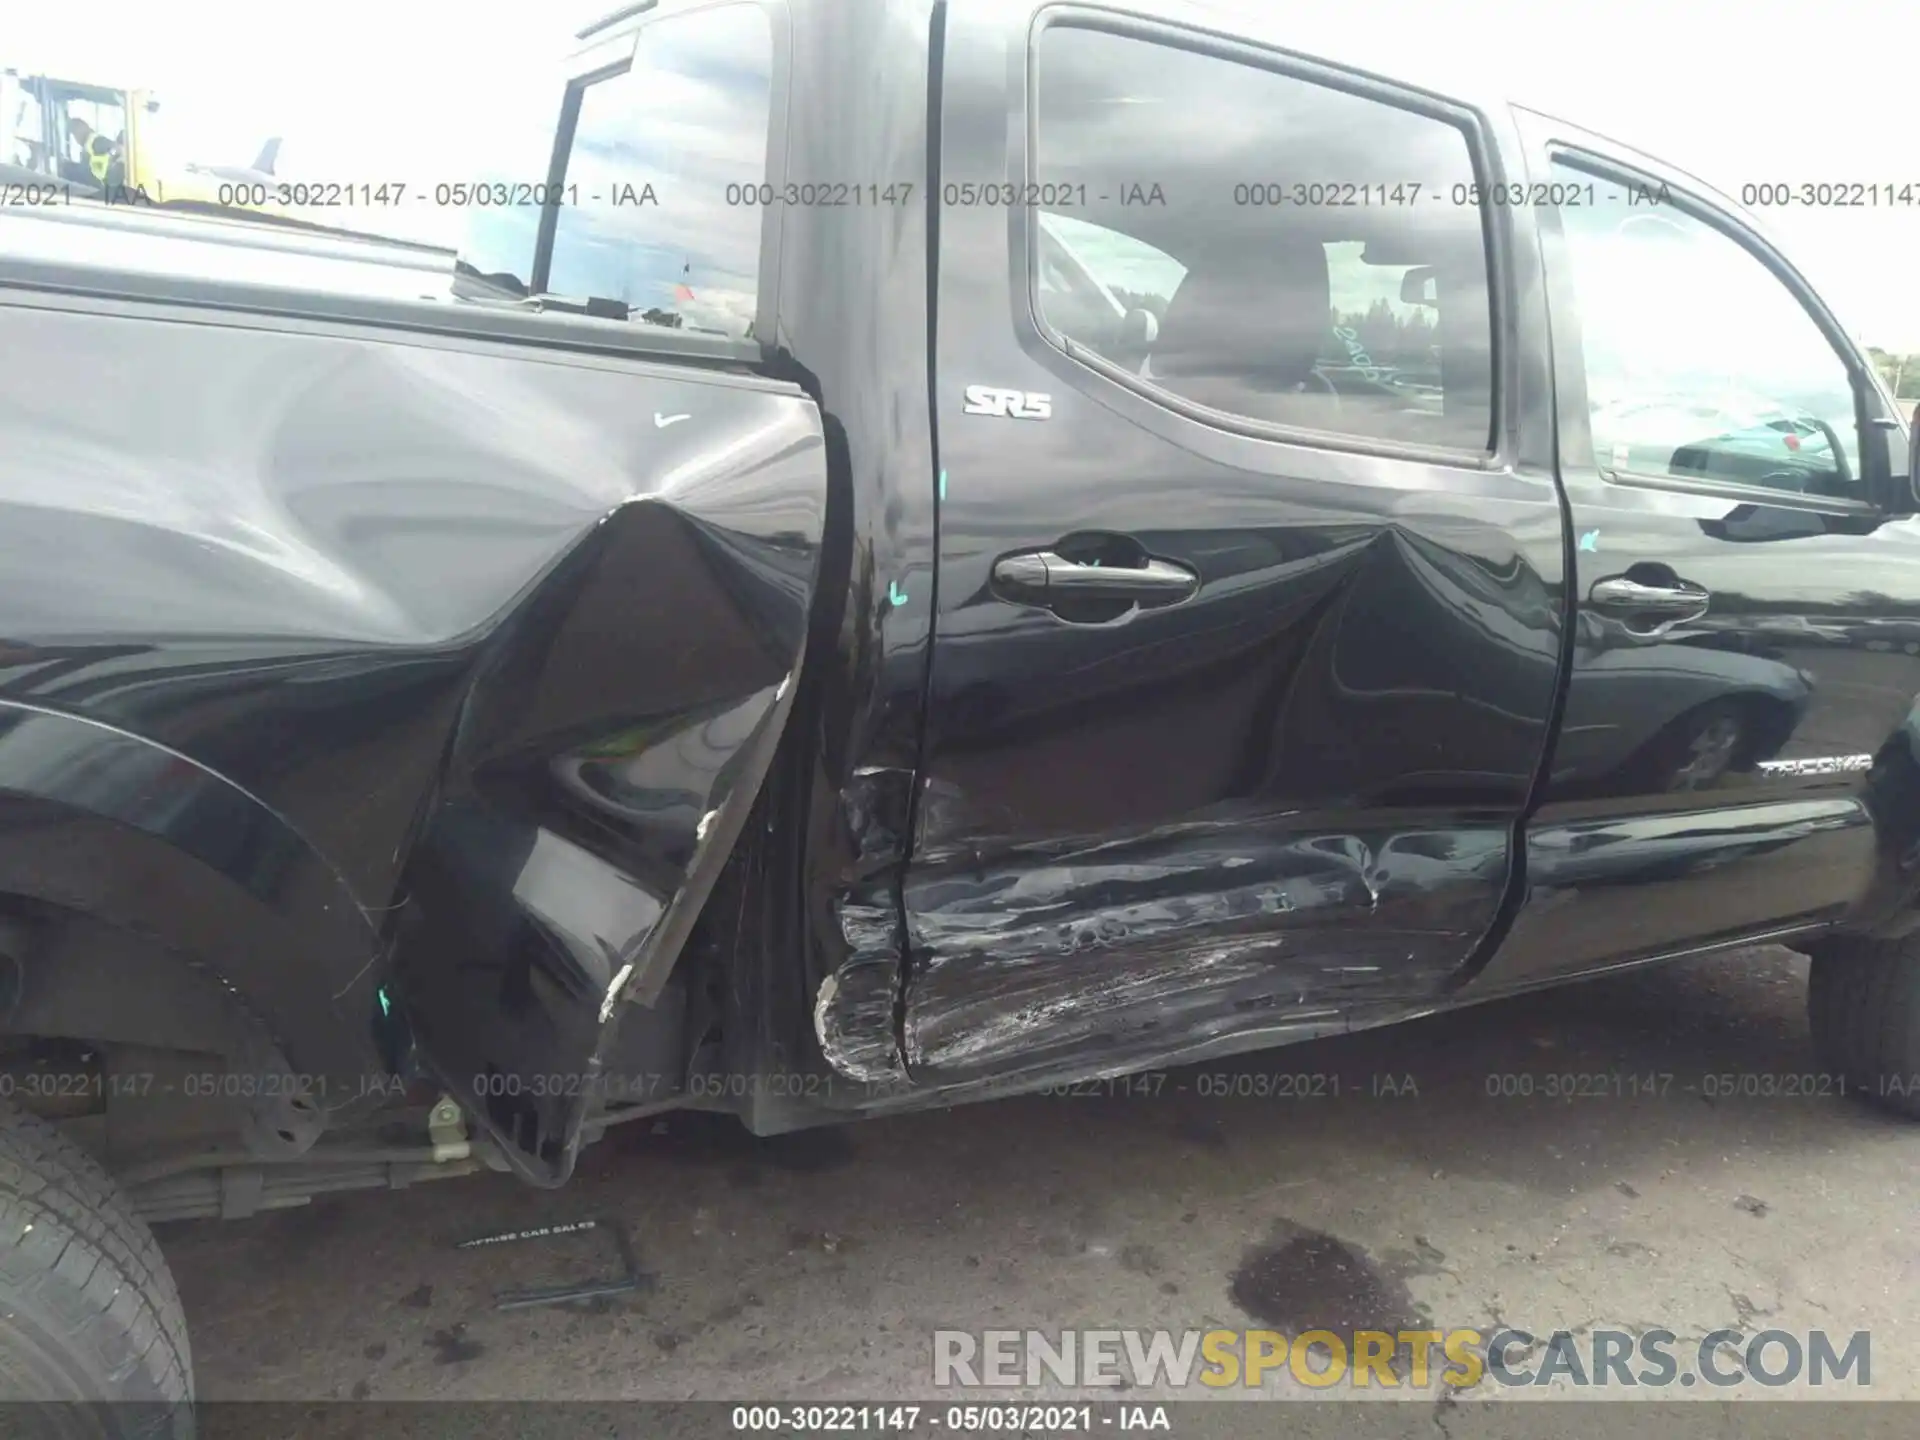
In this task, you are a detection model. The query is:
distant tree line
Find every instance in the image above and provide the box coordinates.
[1329,299,1436,372]
[1867,348,1920,400]
[1112,287,1168,318]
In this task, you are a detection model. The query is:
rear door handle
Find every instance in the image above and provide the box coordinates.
[1589,575,1711,629]
[1589,577,1709,612]
[992,550,1199,607]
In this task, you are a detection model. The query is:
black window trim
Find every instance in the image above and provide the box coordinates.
[532,58,627,296]
[1545,143,1892,517]
[532,0,790,351]
[1017,3,1513,472]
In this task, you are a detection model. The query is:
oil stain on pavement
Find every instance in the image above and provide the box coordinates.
[1229,1221,1419,1337]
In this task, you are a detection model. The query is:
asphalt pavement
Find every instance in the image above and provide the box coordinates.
[159,944,1917,1423]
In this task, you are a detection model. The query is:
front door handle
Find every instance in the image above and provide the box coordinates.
[1589,575,1711,628]
[992,550,1199,607]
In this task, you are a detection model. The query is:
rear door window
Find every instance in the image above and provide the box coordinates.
[1031,24,1495,453]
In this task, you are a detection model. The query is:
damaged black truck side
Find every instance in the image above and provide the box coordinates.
[5,0,1920,1420]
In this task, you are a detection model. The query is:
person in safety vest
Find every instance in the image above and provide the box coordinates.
[65,117,122,188]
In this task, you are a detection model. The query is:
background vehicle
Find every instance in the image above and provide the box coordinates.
[2,0,1920,1425]
[3,67,313,226]
[1,68,157,195]
[1589,396,1852,494]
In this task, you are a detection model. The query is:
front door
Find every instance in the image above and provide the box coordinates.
[906,6,1570,1085]
[1476,111,1920,988]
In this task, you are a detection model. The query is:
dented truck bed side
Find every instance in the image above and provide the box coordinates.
[0,266,827,1183]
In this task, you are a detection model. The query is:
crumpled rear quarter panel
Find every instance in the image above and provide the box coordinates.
[0,297,826,1179]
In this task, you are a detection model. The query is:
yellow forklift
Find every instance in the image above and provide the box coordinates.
[0,67,282,213]
[0,68,163,197]
[1,65,445,254]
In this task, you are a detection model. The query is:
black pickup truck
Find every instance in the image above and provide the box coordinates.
[3,0,1920,1423]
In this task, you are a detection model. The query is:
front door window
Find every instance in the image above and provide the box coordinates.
[1551,158,1863,498]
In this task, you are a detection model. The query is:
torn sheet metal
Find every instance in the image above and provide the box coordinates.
[816,820,1507,1086]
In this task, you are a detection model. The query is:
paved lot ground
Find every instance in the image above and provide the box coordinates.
[161,945,1917,1415]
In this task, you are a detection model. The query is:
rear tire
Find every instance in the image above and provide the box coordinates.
[0,1101,192,1436]
[1808,936,1920,1118]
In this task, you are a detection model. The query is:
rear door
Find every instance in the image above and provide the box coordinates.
[1475,110,1920,988]
[906,4,1569,1084]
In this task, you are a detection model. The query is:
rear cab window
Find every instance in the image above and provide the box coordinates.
[2,5,780,356]
[456,1,777,341]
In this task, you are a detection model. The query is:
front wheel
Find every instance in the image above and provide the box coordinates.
[1807,937,1920,1118]
[0,1101,193,1435]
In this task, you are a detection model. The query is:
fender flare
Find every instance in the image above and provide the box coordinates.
[0,700,394,1123]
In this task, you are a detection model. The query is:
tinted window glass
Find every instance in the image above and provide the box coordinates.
[1032,25,1493,451]
[1552,159,1862,496]
[1035,212,1186,366]
[459,3,773,340]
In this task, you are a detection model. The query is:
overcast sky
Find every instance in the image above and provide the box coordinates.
[11,0,1920,348]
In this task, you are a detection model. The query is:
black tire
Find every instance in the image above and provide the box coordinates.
[1808,936,1920,1118]
[0,1101,192,1437]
